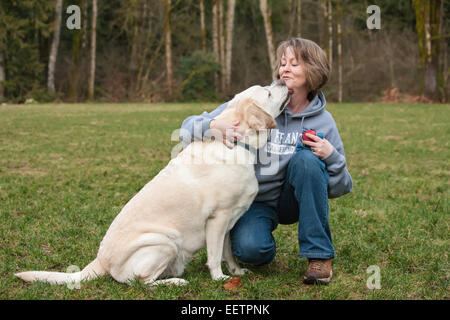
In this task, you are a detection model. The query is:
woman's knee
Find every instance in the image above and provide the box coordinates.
[287,149,324,180]
[230,202,277,266]
[231,235,276,266]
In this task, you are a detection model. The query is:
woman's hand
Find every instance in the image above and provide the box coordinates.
[209,119,245,148]
[303,133,334,160]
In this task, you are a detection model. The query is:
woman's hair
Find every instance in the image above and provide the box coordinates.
[274,38,330,99]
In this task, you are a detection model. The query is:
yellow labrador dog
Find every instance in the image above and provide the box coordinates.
[15,81,289,287]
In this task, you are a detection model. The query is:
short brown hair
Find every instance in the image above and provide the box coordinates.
[274,38,330,99]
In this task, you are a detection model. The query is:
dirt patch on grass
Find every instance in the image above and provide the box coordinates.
[381,88,433,103]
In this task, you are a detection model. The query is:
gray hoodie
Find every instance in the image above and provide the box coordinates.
[180,91,352,207]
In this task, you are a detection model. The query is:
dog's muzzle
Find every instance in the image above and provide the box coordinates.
[280,92,290,111]
[276,79,286,87]
[273,79,289,111]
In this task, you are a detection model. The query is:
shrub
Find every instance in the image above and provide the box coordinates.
[176,51,222,102]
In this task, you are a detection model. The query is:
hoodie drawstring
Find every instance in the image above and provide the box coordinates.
[285,109,305,147]
[295,116,306,153]
[299,116,305,144]
[284,111,288,135]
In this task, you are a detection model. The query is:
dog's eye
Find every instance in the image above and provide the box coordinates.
[268,91,272,98]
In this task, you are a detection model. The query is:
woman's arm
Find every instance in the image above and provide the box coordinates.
[180,102,244,148]
[321,116,353,198]
[180,102,229,148]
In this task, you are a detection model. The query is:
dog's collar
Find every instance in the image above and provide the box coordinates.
[234,140,258,154]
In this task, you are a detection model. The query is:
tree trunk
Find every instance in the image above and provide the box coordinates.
[47,0,62,94]
[212,0,220,91]
[337,0,342,102]
[225,0,236,92]
[0,52,4,101]
[218,0,225,93]
[129,1,140,75]
[288,0,295,37]
[385,34,396,89]
[136,1,154,93]
[438,0,447,102]
[319,0,332,68]
[141,36,165,90]
[88,0,97,101]
[164,0,173,96]
[200,0,206,52]
[259,0,276,79]
[68,29,81,101]
[82,0,88,50]
[297,0,302,37]
[422,1,436,99]
[413,0,442,100]
[327,0,333,69]
[319,0,326,51]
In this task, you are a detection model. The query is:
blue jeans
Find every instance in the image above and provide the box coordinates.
[230,149,335,265]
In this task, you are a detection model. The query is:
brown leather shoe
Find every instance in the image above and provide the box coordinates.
[303,258,333,285]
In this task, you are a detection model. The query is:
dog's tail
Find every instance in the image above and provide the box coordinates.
[15,258,106,285]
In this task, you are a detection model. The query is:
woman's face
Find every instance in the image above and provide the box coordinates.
[278,46,308,94]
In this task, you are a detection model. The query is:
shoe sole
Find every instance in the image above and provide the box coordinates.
[303,270,333,285]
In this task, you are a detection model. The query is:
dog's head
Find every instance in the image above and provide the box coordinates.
[232,80,290,131]
[215,81,289,149]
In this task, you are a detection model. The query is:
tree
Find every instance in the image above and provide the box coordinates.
[259,0,276,79]
[337,0,342,102]
[297,0,302,37]
[0,51,4,100]
[212,0,220,91]
[164,0,173,96]
[413,0,443,100]
[120,0,165,97]
[320,0,333,69]
[88,0,97,101]
[437,0,447,102]
[218,0,225,93]
[47,0,62,94]
[225,0,236,92]
[200,0,206,52]
[82,0,88,50]
[0,0,52,102]
[287,0,302,38]
[68,1,82,101]
[327,0,333,68]
[0,0,446,103]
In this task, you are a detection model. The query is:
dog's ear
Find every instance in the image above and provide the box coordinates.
[238,98,276,131]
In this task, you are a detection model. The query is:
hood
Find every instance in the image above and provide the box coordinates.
[283,92,327,119]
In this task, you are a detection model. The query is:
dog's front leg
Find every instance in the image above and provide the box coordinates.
[223,232,251,276]
[205,213,230,281]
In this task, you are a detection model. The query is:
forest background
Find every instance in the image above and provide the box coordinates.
[0,0,448,104]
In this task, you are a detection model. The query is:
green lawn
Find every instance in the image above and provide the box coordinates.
[0,102,448,300]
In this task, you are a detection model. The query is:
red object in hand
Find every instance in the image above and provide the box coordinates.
[302,129,317,142]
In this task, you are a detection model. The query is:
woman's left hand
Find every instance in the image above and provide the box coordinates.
[303,133,334,160]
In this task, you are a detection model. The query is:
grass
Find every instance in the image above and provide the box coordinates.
[0,101,448,300]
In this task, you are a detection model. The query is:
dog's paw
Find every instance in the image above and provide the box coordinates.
[212,274,231,281]
[232,268,252,275]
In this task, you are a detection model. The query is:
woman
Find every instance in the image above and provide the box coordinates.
[180,38,352,285]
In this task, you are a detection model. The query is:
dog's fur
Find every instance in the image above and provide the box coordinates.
[15,82,289,287]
